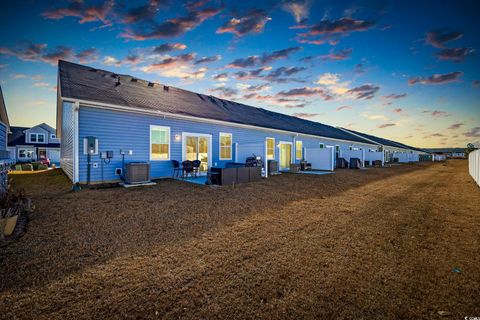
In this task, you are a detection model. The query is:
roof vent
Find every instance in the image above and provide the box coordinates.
[148,82,154,87]
[131,78,138,82]
[111,73,118,78]
[115,77,121,87]
[163,85,169,91]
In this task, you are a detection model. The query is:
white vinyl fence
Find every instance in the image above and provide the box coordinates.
[432,154,447,161]
[304,148,334,171]
[469,150,480,187]
[341,149,365,167]
[365,151,384,165]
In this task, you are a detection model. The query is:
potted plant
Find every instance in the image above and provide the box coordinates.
[0,189,32,240]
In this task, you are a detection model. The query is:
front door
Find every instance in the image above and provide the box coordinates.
[38,149,47,160]
[279,143,292,170]
[184,134,211,173]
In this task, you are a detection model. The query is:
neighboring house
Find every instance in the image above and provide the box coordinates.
[340,128,426,163]
[424,148,466,159]
[0,86,11,162]
[8,123,61,164]
[56,61,422,184]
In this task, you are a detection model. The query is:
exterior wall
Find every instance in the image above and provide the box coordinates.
[25,126,49,144]
[0,122,7,151]
[76,105,376,183]
[468,150,480,187]
[60,101,76,181]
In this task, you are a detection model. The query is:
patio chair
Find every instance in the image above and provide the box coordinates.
[181,160,194,178]
[171,160,182,178]
[192,160,201,177]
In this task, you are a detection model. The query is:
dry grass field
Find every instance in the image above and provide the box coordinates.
[1,160,479,319]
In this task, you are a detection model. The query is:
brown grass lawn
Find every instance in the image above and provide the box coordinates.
[1,160,479,319]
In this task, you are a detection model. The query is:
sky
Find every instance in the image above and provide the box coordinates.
[0,0,479,148]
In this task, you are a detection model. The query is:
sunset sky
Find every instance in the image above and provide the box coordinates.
[0,0,479,147]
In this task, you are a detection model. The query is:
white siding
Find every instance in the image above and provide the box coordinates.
[61,101,75,181]
[468,150,480,187]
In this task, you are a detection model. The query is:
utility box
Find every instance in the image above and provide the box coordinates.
[83,136,98,155]
[125,162,150,184]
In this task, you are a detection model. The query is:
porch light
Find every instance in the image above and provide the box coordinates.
[174,134,181,141]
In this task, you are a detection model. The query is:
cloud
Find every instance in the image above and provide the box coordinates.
[363,113,388,121]
[263,66,306,83]
[0,64,7,69]
[292,112,318,119]
[226,47,301,68]
[378,123,396,128]
[11,74,26,79]
[424,132,445,138]
[153,43,187,54]
[212,73,229,82]
[425,30,463,48]
[33,82,51,88]
[464,127,480,138]
[296,17,375,45]
[121,0,167,24]
[121,6,222,40]
[0,43,79,65]
[448,122,464,130]
[347,84,379,99]
[320,48,352,61]
[336,105,352,111]
[208,86,238,98]
[75,48,98,63]
[278,87,332,100]
[216,9,271,37]
[384,93,407,99]
[392,108,403,113]
[233,67,271,80]
[435,47,474,62]
[408,71,463,85]
[283,0,310,23]
[140,53,207,79]
[194,55,221,64]
[42,0,114,25]
[315,73,339,85]
[422,110,450,117]
[237,83,270,92]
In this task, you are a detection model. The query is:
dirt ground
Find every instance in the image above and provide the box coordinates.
[1,160,479,319]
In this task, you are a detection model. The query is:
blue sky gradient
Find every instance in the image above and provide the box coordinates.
[0,0,479,147]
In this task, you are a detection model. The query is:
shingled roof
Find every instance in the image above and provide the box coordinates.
[58,60,375,145]
[341,128,423,152]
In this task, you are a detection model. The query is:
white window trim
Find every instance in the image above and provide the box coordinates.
[219,132,232,160]
[266,137,275,160]
[295,140,303,160]
[29,133,46,143]
[149,125,171,161]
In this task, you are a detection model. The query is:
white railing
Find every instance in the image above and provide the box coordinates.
[469,150,480,187]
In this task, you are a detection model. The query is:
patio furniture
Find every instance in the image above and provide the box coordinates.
[171,160,182,178]
[300,161,312,171]
[181,160,194,178]
[209,166,262,185]
[289,163,301,173]
[268,160,278,175]
[192,160,201,177]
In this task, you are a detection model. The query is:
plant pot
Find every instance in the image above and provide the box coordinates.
[1,215,18,236]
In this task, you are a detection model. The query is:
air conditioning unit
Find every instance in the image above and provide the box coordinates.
[125,162,150,184]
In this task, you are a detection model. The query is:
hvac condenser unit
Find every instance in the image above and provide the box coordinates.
[125,162,150,184]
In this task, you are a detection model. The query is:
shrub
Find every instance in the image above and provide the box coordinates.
[21,164,33,171]
[38,164,48,170]
[31,162,41,170]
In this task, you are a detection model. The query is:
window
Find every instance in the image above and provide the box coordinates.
[51,134,56,139]
[319,143,324,149]
[295,140,303,160]
[266,137,275,159]
[29,133,45,143]
[335,145,340,151]
[19,149,26,158]
[219,133,232,160]
[349,145,353,150]
[150,125,170,160]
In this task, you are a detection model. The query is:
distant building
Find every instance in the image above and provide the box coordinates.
[424,148,466,159]
[8,123,60,163]
[0,86,11,162]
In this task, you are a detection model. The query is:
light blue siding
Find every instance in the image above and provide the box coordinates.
[77,105,376,183]
[60,101,76,181]
[0,122,7,152]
